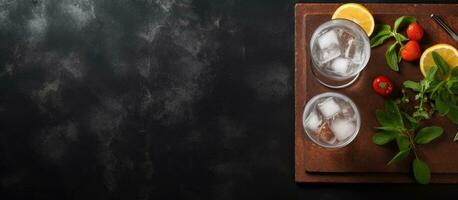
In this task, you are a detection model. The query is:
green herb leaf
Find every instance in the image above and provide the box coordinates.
[404,80,421,91]
[387,149,410,165]
[373,24,392,36]
[449,84,458,94]
[384,100,404,128]
[375,126,402,133]
[447,80,458,94]
[376,111,396,127]
[451,67,458,77]
[425,66,439,81]
[435,96,450,115]
[413,159,431,184]
[394,33,408,47]
[454,132,458,142]
[402,112,418,130]
[446,106,458,124]
[373,131,398,145]
[396,135,411,151]
[396,33,409,42]
[414,126,443,144]
[432,51,451,77]
[371,34,392,48]
[370,25,392,48]
[394,16,416,32]
[386,43,399,71]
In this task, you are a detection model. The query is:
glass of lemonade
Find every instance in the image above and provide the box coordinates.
[310,19,371,88]
[302,92,360,148]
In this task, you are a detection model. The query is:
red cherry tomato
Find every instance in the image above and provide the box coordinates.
[406,23,424,41]
[373,75,394,96]
[401,41,421,62]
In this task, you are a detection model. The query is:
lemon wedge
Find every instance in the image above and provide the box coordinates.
[420,44,458,77]
[332,3,375,36]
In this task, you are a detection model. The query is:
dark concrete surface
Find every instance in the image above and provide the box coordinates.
[0,0,457,199]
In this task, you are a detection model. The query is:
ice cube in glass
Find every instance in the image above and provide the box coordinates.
[317,97,341,119]
[302,92,360,148]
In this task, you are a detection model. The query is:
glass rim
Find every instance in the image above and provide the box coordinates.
[302,92,361,148]
[309,19,371,80]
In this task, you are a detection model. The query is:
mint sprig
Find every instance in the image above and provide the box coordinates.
[370,16,416,71]
[403,52,458,124]
[373,100,443,184]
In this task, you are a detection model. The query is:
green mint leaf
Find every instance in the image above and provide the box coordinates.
[435,96,450,115]
[394,33,408,46]
[432,51,451,77]
[431,82,442,94]
[396,33,409,41]
[387,149,410,165]
[454,132,458,142]
[402,112,418,130]
[386,42,399,71]
[446,106,458,124]
[447,79,458,92]
[450,84,458,94]
[384,100,404,128]
[396,135,411,151]
[370,24,392,48]
[375,126,402,132]
[397,47,402,63]
[375,101,405,133]
[371,34,392,48]
[376,111,396,127]
[414,126,443,144]
[452,67,458,77]
[413,159,431,184]
[373,24,392,36]
[428,79,442,94]
[404,80,421,91]
[394,16,416,32]
[425,66,439,81]
[373,131,398,145]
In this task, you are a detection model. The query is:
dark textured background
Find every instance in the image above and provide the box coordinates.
[0,0,457,199]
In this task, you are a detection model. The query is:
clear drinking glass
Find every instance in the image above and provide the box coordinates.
[302,92,360,148]
[310,19,371,88]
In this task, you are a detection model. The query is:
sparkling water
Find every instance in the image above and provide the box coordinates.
[310,19,370,88]
[303,93,360,148]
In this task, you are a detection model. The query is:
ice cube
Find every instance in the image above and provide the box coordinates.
[318,48,341,65]
[344,39,353,58]
[316,30,341,65]
[318,30,339,50]
[328,57,350,75]
[330,118,356,141]
[316,122,336,144]
[317,97,341,119]
[344,39,364,64]
[304,110,322,131]
[340,103,355,119]
[339,29,356,43]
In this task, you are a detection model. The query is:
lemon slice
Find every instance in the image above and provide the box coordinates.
[332,3,375,36]
[420,44,458,77]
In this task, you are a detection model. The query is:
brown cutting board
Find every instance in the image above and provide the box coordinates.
[295,3,458,183]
